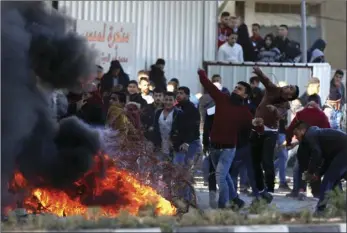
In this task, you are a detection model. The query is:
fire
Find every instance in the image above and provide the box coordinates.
[8,155,176,217]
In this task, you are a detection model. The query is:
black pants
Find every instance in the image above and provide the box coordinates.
[318,150,347,209]
[208,155,217,192]
[250,131,277,192]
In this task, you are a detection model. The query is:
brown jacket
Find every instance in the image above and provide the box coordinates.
[255,75,290,129]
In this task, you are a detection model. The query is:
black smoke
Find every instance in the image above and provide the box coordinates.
[1,1,100,213]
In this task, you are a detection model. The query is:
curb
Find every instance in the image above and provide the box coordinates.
[173,224,347,232]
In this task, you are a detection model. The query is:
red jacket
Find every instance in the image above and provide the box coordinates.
[286,106,330,145]
[198,70,253,148]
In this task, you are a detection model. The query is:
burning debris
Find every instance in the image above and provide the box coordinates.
[7,155,177,217]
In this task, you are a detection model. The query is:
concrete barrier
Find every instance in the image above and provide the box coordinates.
[174,224,346,232]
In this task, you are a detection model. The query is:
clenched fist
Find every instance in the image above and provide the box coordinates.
[252,117,264,126]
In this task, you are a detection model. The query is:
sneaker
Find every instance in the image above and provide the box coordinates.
[297,192,307,201]
[229,196,245,211]
[278,183,292,191]
[240,187,251,195]
[260,191,273,204]
[209,191,218,209]
[286,191,299,198]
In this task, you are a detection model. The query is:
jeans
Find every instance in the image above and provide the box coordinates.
[229,145,259,197]
[174,140,201,168]
[210,148,237,208]
[274,133,288,185]
[251,131,278,192]
[292,158,301,192]
[173,140,201,202]
[202,155,217,192]
[317,151,347,210]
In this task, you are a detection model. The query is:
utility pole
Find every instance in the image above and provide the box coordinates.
[301,0,308,63]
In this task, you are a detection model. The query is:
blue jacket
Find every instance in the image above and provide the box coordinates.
[303,126,347,174]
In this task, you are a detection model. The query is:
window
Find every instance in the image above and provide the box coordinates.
[255,3,320,15]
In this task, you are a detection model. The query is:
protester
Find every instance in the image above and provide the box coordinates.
[94,65,104,91]
[76,84,104,126]
[307,39,326,63]
[167,80,178,93]
[155,58,166,71]
[299,78,322,108]
[198,69,253,209]
[273,25,301,62]
[323,91,343,130]
[237,21,256,62]
[251,66,299,195]
[286,94,331,199]
[217,31,244,63]
[106,91,136,139]
[139,77,154,104]
[142,88,165,141]
[250,23,263,57]
[149,64,167,91]
[292,121,347,214]
[330,70,345,106]
[217,12,233,48]
[257,34,281,62]
[127,80,147,108]
[249,77,264,115]
[100,60,130,95]
[211,75,230,94]
[176,86,201,168]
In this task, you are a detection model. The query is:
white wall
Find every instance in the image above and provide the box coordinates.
[58,1,217,94]
[204,62,331,102]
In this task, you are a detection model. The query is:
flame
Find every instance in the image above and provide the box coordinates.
[8,155,176,217]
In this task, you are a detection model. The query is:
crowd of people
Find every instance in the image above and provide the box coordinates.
[51,57,346,214]
[217,12,326,63]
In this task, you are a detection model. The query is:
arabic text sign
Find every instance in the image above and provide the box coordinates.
[76,20,136,76]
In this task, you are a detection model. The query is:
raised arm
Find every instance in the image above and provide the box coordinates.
[286,114,298,145]
[198,69,224,103]
[252,66,278,90]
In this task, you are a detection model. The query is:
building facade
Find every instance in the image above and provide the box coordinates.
[221,0,346,70]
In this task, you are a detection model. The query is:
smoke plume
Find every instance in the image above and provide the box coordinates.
[1,1,100,213]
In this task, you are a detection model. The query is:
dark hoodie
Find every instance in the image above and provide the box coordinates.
[100,60,130,94]
[307,39,326,63]
[128,93,147,109]
[149,65,166,91]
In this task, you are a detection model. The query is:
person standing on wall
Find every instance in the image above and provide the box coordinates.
[217,12,233,48]
[217,31,244,63]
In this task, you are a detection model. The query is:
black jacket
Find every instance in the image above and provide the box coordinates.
[237,24,256,62]
[303,126,347,175]
[274,37,301,62]
[100,70,129,94]
[176,100,201,143]
[128,93,147,109]
[141,103,161,140]
[76,103,104,126]
[152,108,185,152]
